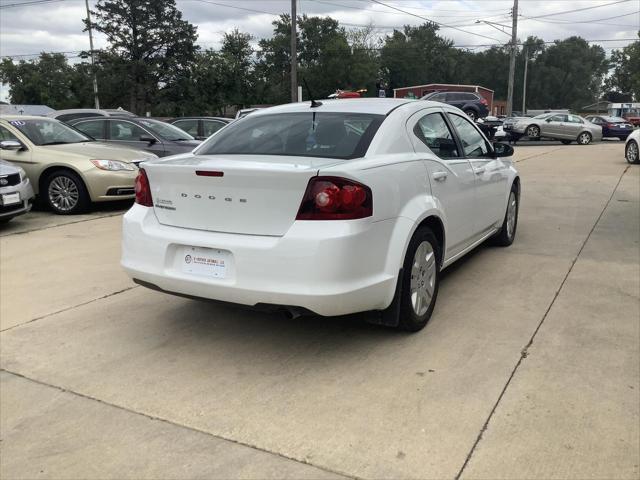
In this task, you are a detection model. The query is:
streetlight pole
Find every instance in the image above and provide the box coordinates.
[506,0,518,116]
[84,0,100,109]
[290,0,297,103]
[521,45,528,115]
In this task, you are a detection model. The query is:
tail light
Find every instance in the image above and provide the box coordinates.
[480,98,488,106]
[134,168,153,207]
[296,176,372,220]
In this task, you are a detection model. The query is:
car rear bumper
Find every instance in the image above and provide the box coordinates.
[121,204,404,316]
[0,178,34,219]
[603,128,632,137]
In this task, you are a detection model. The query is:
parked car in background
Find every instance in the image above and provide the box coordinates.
[167,117,232,140]
[420,91,489,120]
[584,115,634,140]
[70,117,201,157]
[49,108,136,123]
[625,129,639,164]
[0,159,34,223]
[122,98,520,332]
[511,113,602,145]
[0,116,156,214]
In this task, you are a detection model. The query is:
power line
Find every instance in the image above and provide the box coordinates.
[521,10,640,23]
[367,0,503,42]
[521,0,632,18]
[0,0,67,8]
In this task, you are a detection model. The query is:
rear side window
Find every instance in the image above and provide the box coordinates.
[413,113,459,159]
[172,119,199,136]
[550,114,567,122]
[196,112,384,160]
[203,120,226,137]
[568,115,583,124]
[75,120,106,139]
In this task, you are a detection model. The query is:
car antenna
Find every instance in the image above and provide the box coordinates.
[303,78,322,108]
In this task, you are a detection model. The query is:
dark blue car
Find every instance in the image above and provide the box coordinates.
[585,115,635,140]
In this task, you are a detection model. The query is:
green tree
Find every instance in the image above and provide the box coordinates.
[606,32,640,101]
[89,0,198,114]
[525,37,608,110]
[0,53,90,108]
[380,23,458,92]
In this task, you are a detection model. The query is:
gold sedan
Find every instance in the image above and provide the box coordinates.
[0,116,156,214]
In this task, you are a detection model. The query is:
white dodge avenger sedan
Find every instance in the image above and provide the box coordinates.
[122,99,520,331]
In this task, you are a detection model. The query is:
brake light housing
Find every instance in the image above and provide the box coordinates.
[134,168,153,207]
[296,176,373,220]
[480,97,488,106]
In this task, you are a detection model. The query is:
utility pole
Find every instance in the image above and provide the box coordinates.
[290,0,297,103]
[85,0,100,109]
[506,0,518,116]
[521,45,528,115]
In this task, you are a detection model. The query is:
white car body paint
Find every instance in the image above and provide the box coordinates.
[122,99,519,316]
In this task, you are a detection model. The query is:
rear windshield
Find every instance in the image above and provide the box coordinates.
[195,112,384,159]
[601,116,627,122]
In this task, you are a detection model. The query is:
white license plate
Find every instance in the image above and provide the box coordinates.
[1,192,20,205]
[181,246,230,279]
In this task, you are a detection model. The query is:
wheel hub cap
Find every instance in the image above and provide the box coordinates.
[48,176,79,212]
[410,241,436,316]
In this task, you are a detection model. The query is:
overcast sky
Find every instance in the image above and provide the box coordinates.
[0,0,639,101]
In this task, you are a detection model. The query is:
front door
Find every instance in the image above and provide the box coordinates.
[542,114,567,137]
[0,125,34,179]
[407,108,477,260]
[107,119,166,156]
[447,112,510,235]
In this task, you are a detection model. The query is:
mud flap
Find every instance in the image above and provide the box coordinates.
[359,268,403,327]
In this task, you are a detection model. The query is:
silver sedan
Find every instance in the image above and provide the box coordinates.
[512,113,603,145]
[0,158,35,223]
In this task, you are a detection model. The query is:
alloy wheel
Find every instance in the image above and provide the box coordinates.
[527,126,539,138]
[48,175,79,212]
[578,132,592,145]
[626,141,639,164]
[506,191,517,240]
[410,241,436,316]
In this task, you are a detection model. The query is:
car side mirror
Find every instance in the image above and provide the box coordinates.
[139,135,157,145]
[493,142,514,158]
[0,140,23,151]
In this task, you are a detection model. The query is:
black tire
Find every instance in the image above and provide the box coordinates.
[493,183,519,247]
[43,169,90,215]
[396,227,441,332]
[561,140,572,145]
[0,217,12,224]
[526,124,540,139]
[464,109,477,121]
[577,131,592,145]
[626,140,639,164]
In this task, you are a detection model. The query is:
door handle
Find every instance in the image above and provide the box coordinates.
[432,171,448,182]
[474,167,486,175]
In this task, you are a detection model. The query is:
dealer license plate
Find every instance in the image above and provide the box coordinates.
[181,246,229,279]
[1,192,20,205]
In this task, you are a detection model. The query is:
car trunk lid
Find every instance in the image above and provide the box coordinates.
[144,154,341,236]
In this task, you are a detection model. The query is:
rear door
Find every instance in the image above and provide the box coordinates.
[445,92,466,110]
[447,112,509,235]
[565,114,585,138]
[407,108,477,259]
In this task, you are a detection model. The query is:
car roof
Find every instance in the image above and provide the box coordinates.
[252,98,421,116]
[169,116,232,121]
[1,115,57,121]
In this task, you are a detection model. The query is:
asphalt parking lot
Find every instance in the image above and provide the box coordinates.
[1,142,638,479]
